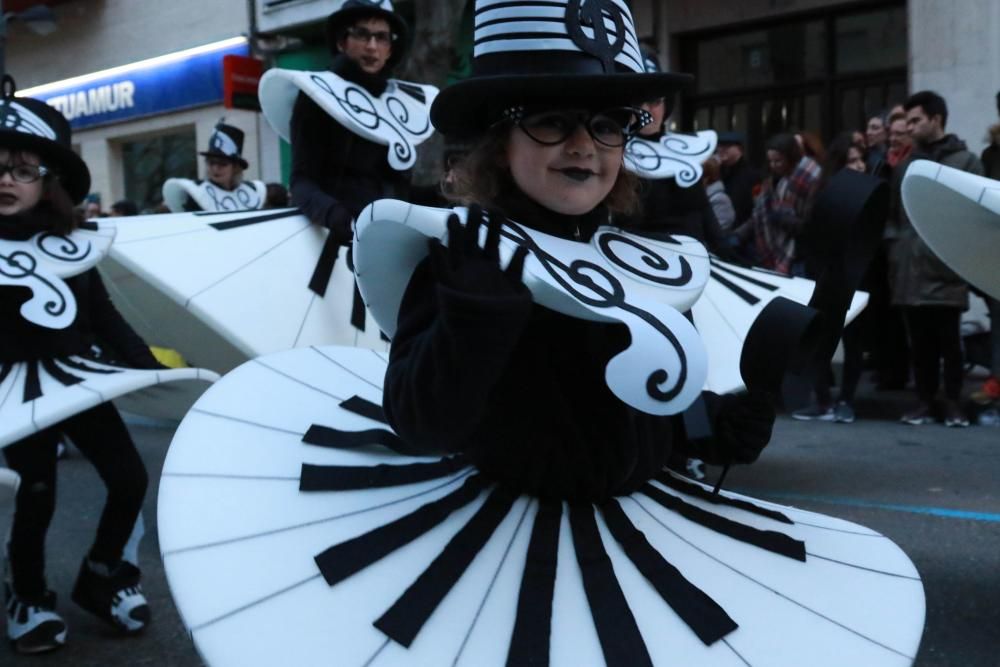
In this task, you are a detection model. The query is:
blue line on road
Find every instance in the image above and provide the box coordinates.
[734,490,1000,523]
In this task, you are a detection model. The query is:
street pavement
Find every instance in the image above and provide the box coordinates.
[1,379,998,666]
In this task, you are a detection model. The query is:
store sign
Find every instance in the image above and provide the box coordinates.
[224,55,264,111]
[25,39,250,130]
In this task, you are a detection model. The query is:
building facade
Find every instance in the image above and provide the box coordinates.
[6,0,999,205]
[633,0,1000,162]
[5,0,268,211]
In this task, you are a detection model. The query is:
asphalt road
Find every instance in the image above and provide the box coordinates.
[1,380,998,666]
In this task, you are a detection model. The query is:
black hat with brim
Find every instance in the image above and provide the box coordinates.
[326,1,409,72]
[432,71,692,138]
[429,0,693,138]
[199,149,249,171]
[0,93,90,204]
[199,122,249,170]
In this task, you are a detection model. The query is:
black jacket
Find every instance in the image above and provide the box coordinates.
[721,157,762,226]
[289,55,412,243]
[1,219,158,366]
[621,173,739,261]
[383,195,761,502]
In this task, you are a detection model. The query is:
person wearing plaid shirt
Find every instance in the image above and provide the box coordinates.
[737,133,821,275]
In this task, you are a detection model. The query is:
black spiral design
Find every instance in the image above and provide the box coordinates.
[497,219,690,403]
[311,74,431,167]
[596,232,694,286]
[205,183,262,212]
[36,232,92,263]
[0,249,67,317]
[624,134,713,187]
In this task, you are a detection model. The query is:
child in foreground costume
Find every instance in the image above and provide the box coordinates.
[383,49,772,500]
[0,90,155,653]
[155,2,924,664]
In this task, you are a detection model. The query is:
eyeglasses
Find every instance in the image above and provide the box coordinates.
[502,106,652,148]
[0,162,48,183]
[346,26,396,46]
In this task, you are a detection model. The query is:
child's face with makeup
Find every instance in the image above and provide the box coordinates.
[505,108,625,216]
[0,148,45,216]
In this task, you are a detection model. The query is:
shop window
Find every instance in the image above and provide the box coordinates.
[695,20,826,93]
[835,7,906,74]
[121,129,197,212]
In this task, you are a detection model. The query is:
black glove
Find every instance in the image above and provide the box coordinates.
[427,205,529,296]
[711,391,775,464]
[324,205,354,246]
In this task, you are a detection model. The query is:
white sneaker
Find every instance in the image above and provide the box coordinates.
[5,585,67,654]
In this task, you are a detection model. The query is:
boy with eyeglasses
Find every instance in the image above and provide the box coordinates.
[288,1,418,251]
[256,0,438,344]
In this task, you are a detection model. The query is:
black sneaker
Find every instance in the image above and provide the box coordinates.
[943,400,970,428]
[901,404,935,425]
[832,401,856,424]
[71,559,150,634]
[5,584,67,654]
[791,404,834,421]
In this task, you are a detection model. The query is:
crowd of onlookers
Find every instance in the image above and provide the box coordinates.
[703,90,1000,427]
[78,89,999,428]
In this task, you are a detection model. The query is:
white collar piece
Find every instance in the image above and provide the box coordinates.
[0,222,116,329]
[163,179,267,213]
[624,130,718,187]
[258,68,439,171]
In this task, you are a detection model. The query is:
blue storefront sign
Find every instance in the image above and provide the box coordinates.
[25,38,249,130]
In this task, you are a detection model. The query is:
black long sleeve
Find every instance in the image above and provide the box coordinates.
[381,202,684,502]
[383,259,534,453]
[289,93,355,242]
[87,271,161,368]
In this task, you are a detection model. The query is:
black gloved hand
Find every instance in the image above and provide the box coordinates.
[324,206,354,246]
[427,205,530,296]
[712,391,776,464]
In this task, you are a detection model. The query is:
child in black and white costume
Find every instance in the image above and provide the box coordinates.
[162,121,267,213]
[0,86,156,653]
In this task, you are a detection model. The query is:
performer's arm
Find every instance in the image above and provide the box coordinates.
[289,93,354,243]
[689,391,775,465]
[383,211,532,453]
[86,270,162,369]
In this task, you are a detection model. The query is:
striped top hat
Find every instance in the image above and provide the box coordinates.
[1,77,90,204]
[431,0,692,136]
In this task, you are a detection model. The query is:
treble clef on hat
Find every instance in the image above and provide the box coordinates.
[429,0,693,137]
[565,0,627,74]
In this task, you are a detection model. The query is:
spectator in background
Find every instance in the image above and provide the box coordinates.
[702,155,735,231]
[865,112,889,177]
[109,200,138,217]
[889,90,983,427]
[886,112,913,170]
[795,130,826,163]
[264,182,289,208]
[716,131,761,226]
[734,132,821,274]
[83,194,102,219]
[981,91,1000,179]
[974,91,1000,405]
[793,132,869,422]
